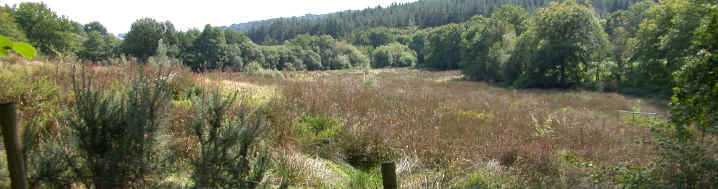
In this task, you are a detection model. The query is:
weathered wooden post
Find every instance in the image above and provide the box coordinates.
[278,178,290,189]
[381,161,397,189]
[0,103,28,189]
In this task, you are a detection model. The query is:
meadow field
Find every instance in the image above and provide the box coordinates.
[0,58,670,188]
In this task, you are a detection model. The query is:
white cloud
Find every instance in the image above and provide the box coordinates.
[3,0,417,35]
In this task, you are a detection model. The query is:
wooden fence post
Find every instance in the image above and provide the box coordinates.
[1,103,28,189]
[381,161,397,189]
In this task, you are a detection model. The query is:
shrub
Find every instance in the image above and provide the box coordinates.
[245,61,285,79]
[65,68,172,188]
[593,123,717,188]
[22,127,76,188]
[338,127,396,170]
[294,114,343,158]
[372,42,416,68]
[186,90,269,188]
[296,114,342,141]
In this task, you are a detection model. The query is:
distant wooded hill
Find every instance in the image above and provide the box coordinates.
[224,14,326,32]
[229,0,647,45]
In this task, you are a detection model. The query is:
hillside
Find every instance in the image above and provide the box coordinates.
[224,14,325,32]
[239,0,646,44]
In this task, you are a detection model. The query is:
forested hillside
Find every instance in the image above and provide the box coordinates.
[245,0,646,44]
[225,14,325,32]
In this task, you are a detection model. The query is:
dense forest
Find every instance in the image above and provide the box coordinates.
[1,0,717,188]
[245,0,646,44]
[225,14,325,33]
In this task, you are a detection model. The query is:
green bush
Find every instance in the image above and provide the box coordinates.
[186,90,269,188]
[296,114,342,140]
[294,114,343,158]
[591,123,717,188]
[245,61,285,78]
[372,42,416,68]
[65,69,173,188]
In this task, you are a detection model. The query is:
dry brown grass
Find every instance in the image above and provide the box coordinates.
[229,68,665,188]
[1,58,666,188]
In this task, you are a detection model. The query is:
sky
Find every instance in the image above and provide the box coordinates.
[2,0,417,35]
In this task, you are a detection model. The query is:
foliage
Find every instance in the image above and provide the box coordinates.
[409,30,427,65]
[77,31,118,62]
[0,62,69,187]
[244,61,285,79]
[296,114,342,141]
[0,34,36,58]
[450,167,519,189]
[191,24,227,70]
[66,69,173,188]
[351,27,395,48]
[460,15,515,82]
[293,114,343,159]
[244,0,646,45]
[511,0,609,88]
[170,26,367,72]
[337,41,370,69]
[285,34,368,70]
[186,90,269,188]
[659,5,718,187]
[594,122,717,188]
[83,21,108,35]
[13,2,79,57]
[0,6,27,42]
[76,21,120,63]
[148,39,180,66]
[623,0,707,95]
[176,28,202,65]
[671,58,718,140]
[491,5,530,36]
[424,23,464,70]
[503,28,539,86]
[371,42,416,68]
[121,18,177,62]
[592,5,718,187]
[344,166,382,189]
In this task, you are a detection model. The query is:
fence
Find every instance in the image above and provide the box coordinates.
[616,110,657,121]
[382,161,398,189]
[1,103,28,189]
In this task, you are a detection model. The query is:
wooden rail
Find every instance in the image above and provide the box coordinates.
[616,110,658,121]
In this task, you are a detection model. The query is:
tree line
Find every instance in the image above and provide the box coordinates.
[409,0,706,97]
[1,3,117,61]
[0,3,369,72]
[245,0,646,45]
[1,0,711,95]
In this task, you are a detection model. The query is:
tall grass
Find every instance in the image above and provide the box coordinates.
[1,58,667,188]
[261,68,662,187]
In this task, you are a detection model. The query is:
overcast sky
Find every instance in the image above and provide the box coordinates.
[2,0,417,35]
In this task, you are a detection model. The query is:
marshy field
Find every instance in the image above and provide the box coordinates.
[0,58,669,188]
[2,0,717,188]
